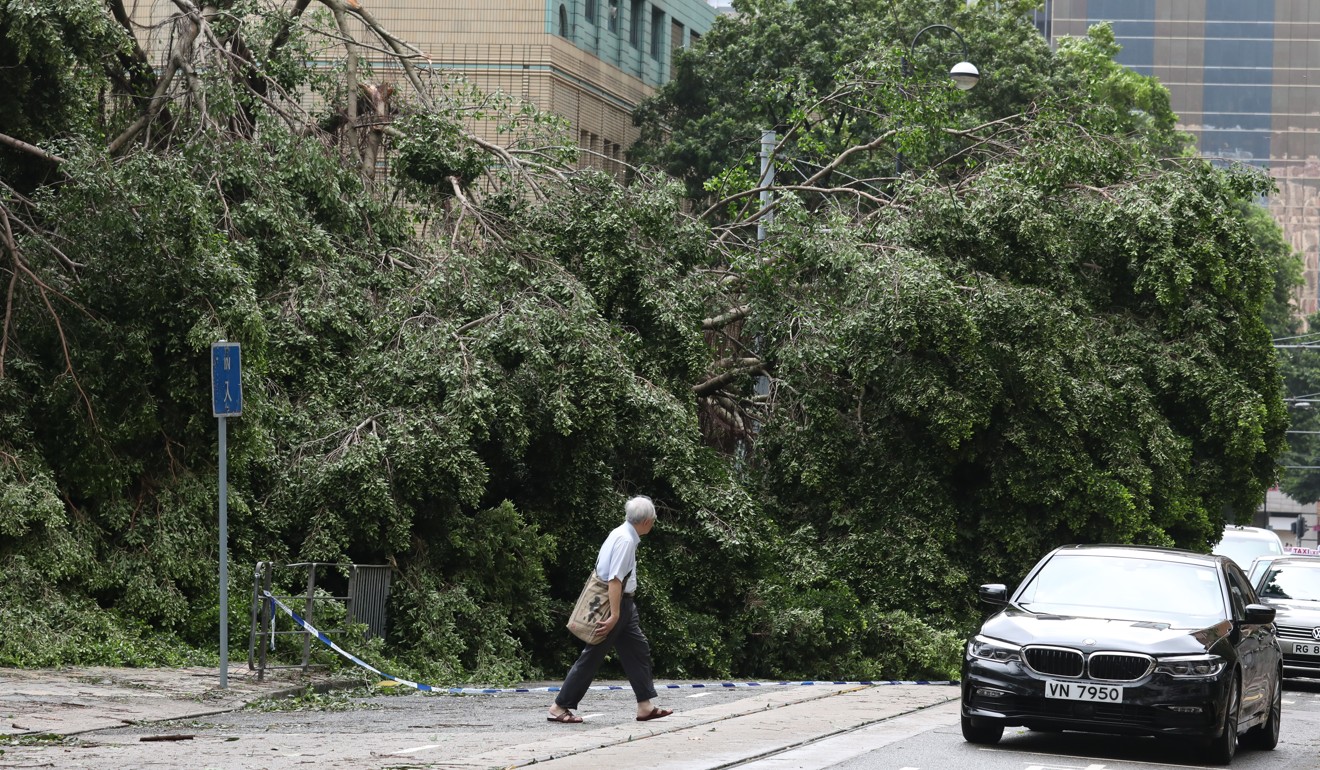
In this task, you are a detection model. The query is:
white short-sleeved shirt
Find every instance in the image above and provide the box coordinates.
[595,521,640,594]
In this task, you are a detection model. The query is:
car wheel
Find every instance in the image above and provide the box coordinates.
[1241,672,1281,751]
[961,712,1004,745]
[1202,673,1239,765]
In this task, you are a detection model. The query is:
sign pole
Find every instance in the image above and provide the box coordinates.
[211,340,243,690]
[218,414,229,688]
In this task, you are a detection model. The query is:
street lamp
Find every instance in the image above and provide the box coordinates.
[895,23,978,176]
[904,24,980,91]
[1286,395,1320,409]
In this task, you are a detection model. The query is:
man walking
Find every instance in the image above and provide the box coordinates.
[547,495,673,724]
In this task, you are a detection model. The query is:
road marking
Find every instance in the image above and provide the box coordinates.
[689,692,711,698]
[388,744,440,755]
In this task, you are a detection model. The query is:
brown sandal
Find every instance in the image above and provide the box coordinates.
[548,709,583,723]
[636,707,673,721]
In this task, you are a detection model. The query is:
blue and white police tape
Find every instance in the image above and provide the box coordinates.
[261,591,957,694]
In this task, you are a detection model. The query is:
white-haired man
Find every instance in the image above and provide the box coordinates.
[547,495,672,723]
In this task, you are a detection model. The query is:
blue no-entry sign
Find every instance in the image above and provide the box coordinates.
[211,342,242,417]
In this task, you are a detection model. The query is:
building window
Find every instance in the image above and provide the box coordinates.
[1033,0,1052,41]
[604,140,622,174]
[650,7,664,59]
[558,4,568,37]
[670,19,684,73]
[585,0,596,24]
[629,0,643,47]
[608,0,619,33]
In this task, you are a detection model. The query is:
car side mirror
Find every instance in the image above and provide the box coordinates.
[978,584,1008,605]
[1243,604,1275,625]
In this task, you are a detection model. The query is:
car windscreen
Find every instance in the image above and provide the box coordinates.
[1213,533,1284,567]
[1015,553,1225,624]
[1248,557,1278,586]
[1258,564,1320,601]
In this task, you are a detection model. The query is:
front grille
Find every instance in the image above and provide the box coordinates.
[1089,653,1154,682]
[1024,646,1084,677]
[1022,646,1154,682]
[1275,624,1320,642]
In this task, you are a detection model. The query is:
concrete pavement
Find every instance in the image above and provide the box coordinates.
[483,682,959,769]
[0,666,960,768]
[1,665,350,737]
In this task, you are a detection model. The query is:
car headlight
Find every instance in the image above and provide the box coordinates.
[968,635,1022,663]
[1155,655,1226,678]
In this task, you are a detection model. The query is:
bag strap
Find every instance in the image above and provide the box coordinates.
[594,568,633,589]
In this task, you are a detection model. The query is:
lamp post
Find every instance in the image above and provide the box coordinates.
[903,24,980,91]
[896,24,979,176]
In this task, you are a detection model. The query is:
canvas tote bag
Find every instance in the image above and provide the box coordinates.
[565,569,631,645]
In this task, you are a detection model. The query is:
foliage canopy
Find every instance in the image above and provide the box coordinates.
[0,0,1294,681]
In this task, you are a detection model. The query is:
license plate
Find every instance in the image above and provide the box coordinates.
[1293,642,1320,656]
[1044,680,1124,703]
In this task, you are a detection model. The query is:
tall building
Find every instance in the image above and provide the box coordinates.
[1044,1,1320,314]
[129,1,715,174]
[370,0,715,170]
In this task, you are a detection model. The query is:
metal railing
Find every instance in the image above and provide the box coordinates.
[248,561,393,680]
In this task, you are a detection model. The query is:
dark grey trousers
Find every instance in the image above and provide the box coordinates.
[555,596,657,708]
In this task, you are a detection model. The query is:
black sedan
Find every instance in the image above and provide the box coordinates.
[961,545,1282,765]
[1253,555,1320,678]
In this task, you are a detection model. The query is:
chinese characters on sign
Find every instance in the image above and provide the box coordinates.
[211,342,242,416]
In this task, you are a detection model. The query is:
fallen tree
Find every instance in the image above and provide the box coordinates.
[0,0,1292,682]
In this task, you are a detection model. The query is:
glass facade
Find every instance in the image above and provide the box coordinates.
[1033,0,1053,39]
[550,0,712,87]
[1050,1,1320,314]
[1085,0,1155,74]
[1201,1,1274,162]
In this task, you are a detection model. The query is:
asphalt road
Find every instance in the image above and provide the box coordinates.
[757,679,1320,770]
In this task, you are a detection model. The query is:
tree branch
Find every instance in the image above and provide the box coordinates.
[109,1,215,154]
[702,305,751,330]
[0,133,65,166]
[693,359,765,397]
